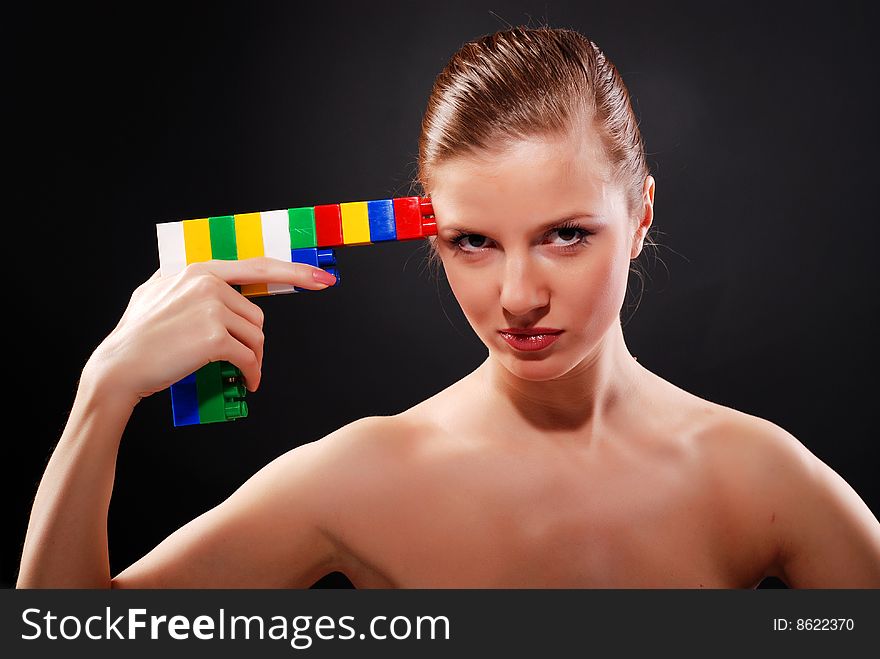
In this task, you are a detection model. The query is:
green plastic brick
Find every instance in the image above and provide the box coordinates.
[208,215,238,260]
[195,361,248,424]
[288,207,317,248]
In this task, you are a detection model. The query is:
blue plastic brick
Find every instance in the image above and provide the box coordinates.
[317,248,335,267]
[367,199,396,242]
[292,248,338,291]
[292,247,319,268]
[171,372,200,426]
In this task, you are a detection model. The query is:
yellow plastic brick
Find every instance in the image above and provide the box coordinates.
[183,218,213,264]
[340,201,371,245]
[234,212,268,297]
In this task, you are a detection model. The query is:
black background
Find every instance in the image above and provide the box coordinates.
[6,1,878,588]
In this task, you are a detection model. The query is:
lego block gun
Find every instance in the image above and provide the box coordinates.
[156,196,436,426]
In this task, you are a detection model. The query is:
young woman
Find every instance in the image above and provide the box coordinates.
[17,27,880,588]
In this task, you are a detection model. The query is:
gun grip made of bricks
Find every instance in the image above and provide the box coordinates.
[157,196,435,427]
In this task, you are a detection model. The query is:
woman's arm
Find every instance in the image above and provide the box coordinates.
[16,371,135,587]
[109,413,399,588]
[763,429,880,587]
[110,432,343,588]
[18,372,342,588]
[17,258,338,588]
[713,414,880,588]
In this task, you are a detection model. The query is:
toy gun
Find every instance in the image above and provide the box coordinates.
[156,196,436,426]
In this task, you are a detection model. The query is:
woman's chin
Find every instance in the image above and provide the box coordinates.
[495,351,574,382]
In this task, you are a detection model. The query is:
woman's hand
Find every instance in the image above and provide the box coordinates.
[82,257,336,408]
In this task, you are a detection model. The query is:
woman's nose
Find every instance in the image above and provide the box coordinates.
[498,254,550,317]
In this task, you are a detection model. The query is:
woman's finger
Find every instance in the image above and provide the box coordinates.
[188,257,336,291]
[211,333,261,392]
[222,306,265,367]
[216,280,266,329]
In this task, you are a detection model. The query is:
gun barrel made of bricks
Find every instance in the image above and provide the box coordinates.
[156,196,436,427]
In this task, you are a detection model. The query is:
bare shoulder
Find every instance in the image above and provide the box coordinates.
[305,411,439,473]
[693,405,819,493]
[691,403,880,587]
[296,410,442,514]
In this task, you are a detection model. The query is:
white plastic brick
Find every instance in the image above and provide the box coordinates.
[260,210,296,295]
[156,221,187,277]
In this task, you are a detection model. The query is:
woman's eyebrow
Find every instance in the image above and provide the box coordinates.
[535,213,604,230]
[440,212,603,235]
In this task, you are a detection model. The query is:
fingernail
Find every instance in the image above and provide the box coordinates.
[312,269,337,286]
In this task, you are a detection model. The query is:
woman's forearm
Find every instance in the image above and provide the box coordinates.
[16,369,137,588]
[16,258,309,588]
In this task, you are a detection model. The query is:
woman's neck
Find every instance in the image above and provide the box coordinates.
[477,321,643,435]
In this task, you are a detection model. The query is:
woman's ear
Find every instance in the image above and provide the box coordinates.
[630,175,655,260]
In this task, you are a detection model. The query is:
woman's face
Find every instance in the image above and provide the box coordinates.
[429,130,652,382]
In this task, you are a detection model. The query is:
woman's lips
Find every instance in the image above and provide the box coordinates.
[498,328,563,352]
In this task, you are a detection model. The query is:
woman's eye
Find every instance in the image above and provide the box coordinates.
[546,227,590,247]
[454,234,491,252]
[450,226,591,254]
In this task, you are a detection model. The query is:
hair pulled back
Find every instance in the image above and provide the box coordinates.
[418,27,649,219]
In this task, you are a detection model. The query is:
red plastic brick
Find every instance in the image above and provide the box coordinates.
[393,197,423,240]
[314,204,344,247]
[419,197,437,236]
